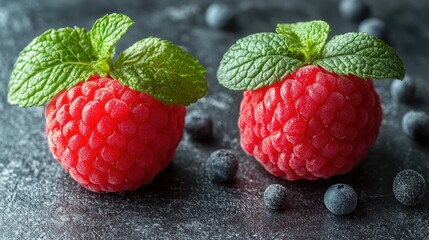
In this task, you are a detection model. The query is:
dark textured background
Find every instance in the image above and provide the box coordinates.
[1,0,429,239]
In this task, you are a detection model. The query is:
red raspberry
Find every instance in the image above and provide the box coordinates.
[238,66,382,180]
[45,75,186,192]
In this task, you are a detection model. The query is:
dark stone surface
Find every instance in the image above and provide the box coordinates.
[1,0,429,239]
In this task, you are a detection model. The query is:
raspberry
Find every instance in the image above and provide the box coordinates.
[238,66,382,180]
[45,75,186,192]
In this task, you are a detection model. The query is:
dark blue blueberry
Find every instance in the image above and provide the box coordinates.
[393,169,426,206]
[338,0,370,22]
[390,75,415,103]
[185,110,213,141]
[207,149,238,183]
[324,184,357,215]
[358,18,387,40]
[401,110,429,141]
[205,3,235,30]
[263,184,287,210]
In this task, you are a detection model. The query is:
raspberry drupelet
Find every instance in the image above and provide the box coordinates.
[238,66,382,180]
[45,75,186,192]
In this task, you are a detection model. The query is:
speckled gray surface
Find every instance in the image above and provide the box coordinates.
[1,0,429,239]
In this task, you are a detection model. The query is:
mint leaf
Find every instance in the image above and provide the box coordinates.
[8,27,96,107]
[111,37,207,106]
[217,33,304,90]
[315,32,405,79]
[90,13,133,73]
[276,20,330,63]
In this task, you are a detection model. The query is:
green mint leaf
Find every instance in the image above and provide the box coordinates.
[8,27,96,107]
[217,33,304,90]
[90,13,133,71]
[276,20,330,63]
[315,32,405,79]
[111,37,207,106]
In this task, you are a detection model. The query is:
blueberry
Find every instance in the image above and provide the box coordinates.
[206,149,238,183]
[390,75,416,103]
[185,110,213,141]
[358,18,387,40]
[393,169,426,206]
[205,3,235,30]
[338,0,370,22]
[324,184,358,215]
[401,110,429,141]
[263,184,287,210]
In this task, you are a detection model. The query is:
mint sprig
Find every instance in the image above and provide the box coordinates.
[90,13,134,74]
[217,20,404,91]
[276,20,330,63]
[8,13,207,107]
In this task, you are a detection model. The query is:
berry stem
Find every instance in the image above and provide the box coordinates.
[93,58,114,76]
